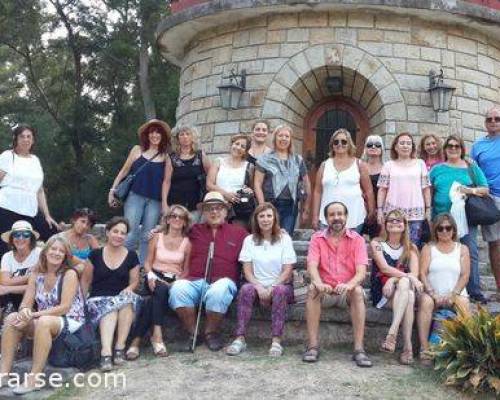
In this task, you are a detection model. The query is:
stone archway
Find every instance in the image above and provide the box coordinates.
[261,44,407,156]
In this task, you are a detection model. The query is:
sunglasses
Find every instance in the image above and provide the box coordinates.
[485,117,500,123]
[386,218,403,224]
[12,231,32,239]
[366,142,382,149]
[167,213,186,221]
[436,225,453,233]
[332,139,348,147]
[445,144,461,150]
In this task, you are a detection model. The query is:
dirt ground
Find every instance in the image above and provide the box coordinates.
[46,341,482,400]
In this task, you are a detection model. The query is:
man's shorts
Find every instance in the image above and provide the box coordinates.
[481,195,500,242]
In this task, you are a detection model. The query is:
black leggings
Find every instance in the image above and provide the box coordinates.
[0,207,58,258]
[130,283,170,339]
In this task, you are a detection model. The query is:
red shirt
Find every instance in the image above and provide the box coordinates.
[188,223,248,283]
[307,229,368,288]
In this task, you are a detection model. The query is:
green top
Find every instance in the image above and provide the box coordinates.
[429,162,488,218]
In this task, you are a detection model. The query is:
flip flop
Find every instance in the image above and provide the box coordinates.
[352,350,373,368]
[302,346,320,363]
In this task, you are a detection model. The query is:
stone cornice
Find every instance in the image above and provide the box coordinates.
[157,0,500,65]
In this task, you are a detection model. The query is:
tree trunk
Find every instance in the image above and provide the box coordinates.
[139,41,156,120]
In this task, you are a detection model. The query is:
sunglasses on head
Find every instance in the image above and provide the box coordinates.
[485,117,500,123]
[437,225,453,233]
[366,142,382,149]
[445,143,461,150]
[12,231,32,239]
[332,139,348,146]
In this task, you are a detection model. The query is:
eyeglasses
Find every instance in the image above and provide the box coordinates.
[386,218,403,224]
[436,225,453,233]
[485,117,500,123]
[203,204,225,213]
[366,142,382,149]
[445,144,461,150]
[12,231,32,239]
[332,139,348,147]
[167,213,186,221]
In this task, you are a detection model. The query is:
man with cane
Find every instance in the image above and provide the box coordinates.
[169,192,248,351]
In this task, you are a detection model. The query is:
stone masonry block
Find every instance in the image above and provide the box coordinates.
[463,83,479,99]
[239,16,268,30]
[191,79,207,98]
[287,28,309,43]
[267,81,290,103]
[267,30,286,44]
[347,13,374,28]
[281,42,308,58]
[456,67,490,87]
[393,44,420,59]
[232,47,258,62]
[305,45,326,70]
[358,42,392,57]
[411,26,447,48]
[407,106,435,123]
[380,57,406,74]
[478,55,495,75]
[214,121,240,136]
[310,28,335,45]
[342,46,365,71]
[289,52,312,79]
[325,45,344,66]
[212,135,232,152]
[376,15,410,31]
[269,14,298,30]
[329,12,347,27]
[420,47,441,62]
[302,73,323,102]
[263,58,288,74]
[456,97,479,113]
[233,30,250,48]
[246,74,274,91]
[479,86,500,102]
[276,64,299,89]
[383,102,407,120]
[249,28,267,45]
[456,53,477,69]
[357,56,382,79]
[442,50,455,68]
[335,28,357,46]
[258,44,280,58]
[370,67,394,90]
[406,60,441,76]
[384,31,410,44]
[461,112,485,129]
[378,82,404,104]
[448,36,477,55]
[299,12,328,27]
[394,74,429,91]
[358,29,384,42]
[402,91,421,106]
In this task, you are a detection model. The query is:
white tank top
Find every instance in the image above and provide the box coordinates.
[215,158,248,193]
[428,243,468,296]
[319,158,366,228]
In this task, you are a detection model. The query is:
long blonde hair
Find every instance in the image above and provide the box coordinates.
[37,236,73,274]
[380,209,416,266]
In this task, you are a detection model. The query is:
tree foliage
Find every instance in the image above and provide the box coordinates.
[0,0,179,221]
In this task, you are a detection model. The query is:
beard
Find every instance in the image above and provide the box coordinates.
[329,220,345,233]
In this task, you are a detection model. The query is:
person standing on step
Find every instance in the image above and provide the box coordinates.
[247,120,272,165]
[168,192,248,351]
[302,201,372,367]
[312,128,375,233]
[418,133,444,171]
[108,119,171,266]
[226,203,296,357]
[471,106,500,302]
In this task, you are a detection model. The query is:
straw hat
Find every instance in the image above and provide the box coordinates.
[1,220,40,243]
[201,191,229,208]
[137,119,171,141]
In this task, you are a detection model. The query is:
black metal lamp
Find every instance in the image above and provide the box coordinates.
[218,69,247,110]
[428,69,456,112]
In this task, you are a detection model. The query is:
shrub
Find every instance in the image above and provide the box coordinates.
[431,306,500,395]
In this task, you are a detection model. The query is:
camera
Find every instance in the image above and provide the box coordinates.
[161,271,177,283]
[237,189,253,203]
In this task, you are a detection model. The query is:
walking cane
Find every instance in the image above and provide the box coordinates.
[191,241,215,352]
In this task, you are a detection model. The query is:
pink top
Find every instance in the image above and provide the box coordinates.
[153,234,188,275]
[307,229,368,288]
[424,157,444,171]
[378,159,430,221]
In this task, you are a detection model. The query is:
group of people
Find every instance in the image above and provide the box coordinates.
[0,105,499,392]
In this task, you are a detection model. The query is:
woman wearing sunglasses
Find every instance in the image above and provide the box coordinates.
[0,221,41,318]
[417,213,471,365]
[126,205,191,360]
[370,210,422,364]
[378,132,431,248]
[312,129,375,233]
[363,135,385,237]
[429,135,489,304]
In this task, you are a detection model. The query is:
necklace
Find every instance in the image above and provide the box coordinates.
[386,241,402,250]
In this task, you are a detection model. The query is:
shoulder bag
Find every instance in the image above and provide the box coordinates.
[114,152,160,202]
[465,162,500,226]
[48,271,100,371]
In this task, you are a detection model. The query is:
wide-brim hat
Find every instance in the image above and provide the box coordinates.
[1,220,40,243]
[201,191,229,208]
[137,119,171,141]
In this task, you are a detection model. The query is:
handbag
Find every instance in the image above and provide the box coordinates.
[114,151,160,202]
[465,162,500,226]
[48,271,100,371]
[232,162,256,218]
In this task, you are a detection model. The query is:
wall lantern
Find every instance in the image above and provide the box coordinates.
[428,69,456,112]
[218,69,247,110]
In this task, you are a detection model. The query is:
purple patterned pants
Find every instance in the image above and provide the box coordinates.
[234,283,294,338]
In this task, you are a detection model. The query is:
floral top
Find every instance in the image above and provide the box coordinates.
[378,159,430,221]
[35,273,85,322]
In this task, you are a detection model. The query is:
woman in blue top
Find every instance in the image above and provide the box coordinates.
[108,120,171,265]
[62,208,99,261]
[429,135,489,304]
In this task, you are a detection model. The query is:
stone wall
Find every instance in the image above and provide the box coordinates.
[172,10,499,156]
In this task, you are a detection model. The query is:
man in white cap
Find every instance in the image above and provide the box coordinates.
[169,191,248,351]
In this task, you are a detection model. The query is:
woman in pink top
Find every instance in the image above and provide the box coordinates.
[127,205,191,360]
[377,133,431,248]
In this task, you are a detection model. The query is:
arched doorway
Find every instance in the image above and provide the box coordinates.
[303,97,370,181]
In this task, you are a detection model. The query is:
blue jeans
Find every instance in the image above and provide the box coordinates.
[169,278,237,314]
[461,225,482,297]
[273,199,297,236]
[124,191,162,265]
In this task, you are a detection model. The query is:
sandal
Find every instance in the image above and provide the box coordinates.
[226,338,247,356]
[151,341,169,357]
[380,333,397,353]
[352,350,373,368]
[302,346,320,363]
[419,350,433,367]
[269,341,283,357]
[126,346,140,361]
[400,349,414,365]
[113,349,126,366]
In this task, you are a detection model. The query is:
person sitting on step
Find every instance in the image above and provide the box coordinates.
[302,201,372,367]
[226,202,296,357]
[168,191,248,352]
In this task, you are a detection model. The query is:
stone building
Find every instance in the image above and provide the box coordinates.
[157,0,500,171]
